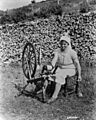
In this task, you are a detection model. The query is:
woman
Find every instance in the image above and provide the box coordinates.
[47,34,82,103]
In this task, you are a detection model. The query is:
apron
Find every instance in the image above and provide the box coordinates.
[55,64,76,84]
[49,47,76,85]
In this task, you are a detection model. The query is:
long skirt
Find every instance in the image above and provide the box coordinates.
[49,65,76,85]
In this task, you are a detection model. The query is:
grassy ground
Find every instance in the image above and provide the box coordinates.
[0,61,95,120]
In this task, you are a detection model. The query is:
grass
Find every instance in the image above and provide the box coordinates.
[0,60,95,120]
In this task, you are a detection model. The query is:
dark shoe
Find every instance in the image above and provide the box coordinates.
[47,97,57,104]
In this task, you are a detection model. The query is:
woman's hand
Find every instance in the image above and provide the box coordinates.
[78,75,82,81]
[47,65,53,70]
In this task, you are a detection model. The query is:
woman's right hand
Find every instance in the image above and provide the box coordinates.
[47,65,53,71]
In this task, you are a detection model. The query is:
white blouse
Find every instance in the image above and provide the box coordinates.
[52,47,78,69]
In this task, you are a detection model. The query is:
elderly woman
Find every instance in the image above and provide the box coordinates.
[47,34,82,103]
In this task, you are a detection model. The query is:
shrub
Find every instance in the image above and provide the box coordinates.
[0,10,27,24]
[34,4,63,19]
[79,1,91,13]
[48,4,62,16]
[39,7,50,18]
[89,0,96,5]
[0,14,12,24]
[12,11,27,23]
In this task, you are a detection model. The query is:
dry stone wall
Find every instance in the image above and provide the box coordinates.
[0,12,96,66]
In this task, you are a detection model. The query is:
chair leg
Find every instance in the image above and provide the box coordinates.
[76,81,83,97]
[63,75,83,97]
[63,78,68,97]
[75,81,79,95]
[64,76,78,97]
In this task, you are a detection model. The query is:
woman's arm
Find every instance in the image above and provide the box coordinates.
[71,50,82,81]
[46,51,58,71]
[51,51,58,68]
[74,60,82,81]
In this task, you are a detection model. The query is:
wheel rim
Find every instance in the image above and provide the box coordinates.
[22,42,37,79]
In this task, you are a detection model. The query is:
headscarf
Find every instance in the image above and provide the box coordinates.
[60,34,72,48]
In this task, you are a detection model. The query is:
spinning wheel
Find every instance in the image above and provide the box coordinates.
[15,42,81,103]
[22,42,37,79]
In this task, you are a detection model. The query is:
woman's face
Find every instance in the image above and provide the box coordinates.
[60,40,69,51]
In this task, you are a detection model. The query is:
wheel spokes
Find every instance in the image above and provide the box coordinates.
[22,43,37,79]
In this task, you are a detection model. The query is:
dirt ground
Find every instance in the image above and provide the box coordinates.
[0,61,96,120]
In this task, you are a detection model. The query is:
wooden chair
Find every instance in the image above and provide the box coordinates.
[42,65,80,100]
[63,72,79,97]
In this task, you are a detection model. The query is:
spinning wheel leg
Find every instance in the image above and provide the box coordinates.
[42,80,49,102]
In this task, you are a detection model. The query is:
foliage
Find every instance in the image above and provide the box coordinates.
[0,14,12,24]
[34,4,62,18]
[0,10,4,16]
[89,0,96,5]
[0,0,94,24]
[0,10,27,24]
[12,10,27,23]
[1,12,96,66]
[0,4,62,24]
[79,1,91,13]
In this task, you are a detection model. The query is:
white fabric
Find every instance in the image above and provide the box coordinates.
[52,47,78,67]
[60,35,72,48]
[50,47,77,85]
[60,35,71,45]
[49,66,76,85]
[55,67,76,84]
[49,34,77,85]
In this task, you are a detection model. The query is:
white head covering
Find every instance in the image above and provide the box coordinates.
[60,34,72,48]
[60,35,70,45]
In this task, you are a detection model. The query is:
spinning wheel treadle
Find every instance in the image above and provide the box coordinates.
[22,42,37,79]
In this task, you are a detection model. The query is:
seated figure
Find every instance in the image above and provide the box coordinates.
[44,33,83,103]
